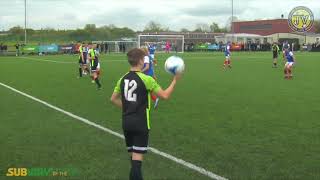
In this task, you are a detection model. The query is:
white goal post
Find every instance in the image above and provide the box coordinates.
[138,34,185,53]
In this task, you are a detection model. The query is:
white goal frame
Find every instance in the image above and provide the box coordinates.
[137,34,185,53]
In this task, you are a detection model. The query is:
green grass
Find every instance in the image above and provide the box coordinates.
[0,52,319,180]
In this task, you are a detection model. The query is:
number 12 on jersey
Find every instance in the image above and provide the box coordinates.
[124,79,137,102]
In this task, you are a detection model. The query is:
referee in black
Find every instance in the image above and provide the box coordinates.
[110,48,181,180]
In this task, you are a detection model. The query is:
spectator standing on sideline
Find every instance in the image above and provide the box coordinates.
[15,43,20,56]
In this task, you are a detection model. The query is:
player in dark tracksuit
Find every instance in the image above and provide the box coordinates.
[110,48,181,180]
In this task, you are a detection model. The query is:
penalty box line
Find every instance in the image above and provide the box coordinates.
[0,82,228,180]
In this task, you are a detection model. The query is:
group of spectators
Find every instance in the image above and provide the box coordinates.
[184,41,309,52]
[95,43,126,54]
[1,41,320,55]
[0,43,8,53]
[184,42,273,52]
[0,43,23,56]
[310,42,320,52]
[237,42,272,51]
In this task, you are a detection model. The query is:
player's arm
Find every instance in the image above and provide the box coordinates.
[141,63,149,72]
[80,47,85,63]
[87,49,90,60]
[110,92,122,108]
[81,53,85,63]
[155,74,181,100]
[291,52,296,62]
[79,47,84,63]
[110,79,122,108]
[227,46,231,55]
[95,49,100,56]
[141,56,150,72]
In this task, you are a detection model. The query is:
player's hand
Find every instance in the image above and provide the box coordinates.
[174,73,182,81]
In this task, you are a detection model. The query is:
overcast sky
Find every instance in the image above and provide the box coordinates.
[0,0,319,31]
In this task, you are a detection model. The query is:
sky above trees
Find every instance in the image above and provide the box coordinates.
[0,0,319,31]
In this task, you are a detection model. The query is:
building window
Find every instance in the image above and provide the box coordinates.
[240,24,272,31]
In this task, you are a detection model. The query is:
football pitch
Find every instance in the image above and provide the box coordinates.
[0,52,319,180]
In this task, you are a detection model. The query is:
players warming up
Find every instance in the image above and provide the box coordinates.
[223,42,232,69]
[272,42,280,68]
[110,48,181,180]
[284,49,295,79]
[88,44,102,89]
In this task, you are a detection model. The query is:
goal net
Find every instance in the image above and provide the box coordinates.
[92,41,137,53]
[137,34,185,53]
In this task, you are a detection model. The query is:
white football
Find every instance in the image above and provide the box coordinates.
[164,56,185,75]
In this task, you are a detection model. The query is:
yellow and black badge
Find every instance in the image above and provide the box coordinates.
[288,6,314,32]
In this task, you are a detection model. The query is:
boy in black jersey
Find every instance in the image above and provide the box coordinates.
[110,48,181,180]
[272,42,280,68]
[88,43,102,89]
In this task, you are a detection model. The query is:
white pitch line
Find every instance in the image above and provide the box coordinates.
[4,55,268,65]
[0,82,228,180]
[20,56,75,64]
[19,56,126,63]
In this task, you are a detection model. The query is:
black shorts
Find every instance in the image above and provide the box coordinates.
[79,57,87,64]
[91,59,100,71]
[273,52,278,59]
[91,65,97,71]
[124,130,149,154]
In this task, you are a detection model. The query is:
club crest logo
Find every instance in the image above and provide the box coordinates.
[288,6,314,32]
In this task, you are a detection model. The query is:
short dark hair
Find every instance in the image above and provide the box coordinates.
[127,48,146,66]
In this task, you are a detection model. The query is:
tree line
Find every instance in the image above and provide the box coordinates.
[0,21,230,44]
[1,19,319,44]
[0,24,136,43]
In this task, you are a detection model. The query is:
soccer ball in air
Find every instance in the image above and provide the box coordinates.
[164,56,185,75]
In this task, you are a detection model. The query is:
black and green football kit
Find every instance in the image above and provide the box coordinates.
[88,49,99,72]
[78,45,83,64]
[272,44,280,59]
[78,45,84,77]
[78,45,88,64]
[114,71,161,153]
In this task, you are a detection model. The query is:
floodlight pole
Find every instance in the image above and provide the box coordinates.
[24,0,27,45]
[231,0,234,42]
[304,31,307,44]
